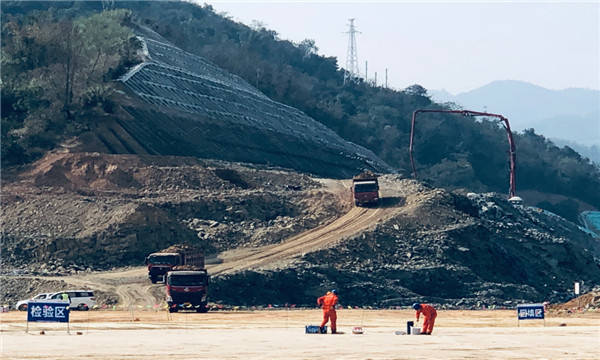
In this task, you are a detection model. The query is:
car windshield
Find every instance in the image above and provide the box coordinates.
[354,182,378,193]
[148,254,179,265]
[168,274,207,286]
[33,294,47,299]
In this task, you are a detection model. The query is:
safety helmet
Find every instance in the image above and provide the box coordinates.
[331,289,337,295]
[412,303,421,310]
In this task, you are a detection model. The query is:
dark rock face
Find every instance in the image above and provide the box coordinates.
[211,191,600,307]
[116,28,392,178]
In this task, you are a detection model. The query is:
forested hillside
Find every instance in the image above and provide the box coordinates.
[2,1,599,221]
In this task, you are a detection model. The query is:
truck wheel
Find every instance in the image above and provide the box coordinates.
[196,305,208,313]
[150,276,157,284]
[168,306,178,313]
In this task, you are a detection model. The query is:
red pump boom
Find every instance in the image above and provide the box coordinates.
[409,109,517,198]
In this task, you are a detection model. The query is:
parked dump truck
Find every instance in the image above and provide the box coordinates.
[166,266,209,313]
[145,244,204,283]
[352,171,380,206]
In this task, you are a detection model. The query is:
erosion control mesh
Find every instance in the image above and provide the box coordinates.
[119,28,392,177]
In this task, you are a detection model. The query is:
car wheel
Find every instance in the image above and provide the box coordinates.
[18,304,28,311]
[77,304,89,311]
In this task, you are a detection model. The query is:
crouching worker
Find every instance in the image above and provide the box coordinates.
[413,303,437,335]
[317,290,338,334]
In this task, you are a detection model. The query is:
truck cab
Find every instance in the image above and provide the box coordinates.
[166,269,209,313]
[145,252,182,283]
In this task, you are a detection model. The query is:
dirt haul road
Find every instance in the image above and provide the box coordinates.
[1,310,598,359]
[12,178,406,306]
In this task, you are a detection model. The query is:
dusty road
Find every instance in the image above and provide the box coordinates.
[1,310,598,359]
[7,177,409,306]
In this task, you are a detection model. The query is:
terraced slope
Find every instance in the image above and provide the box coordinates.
[108,27,392,178]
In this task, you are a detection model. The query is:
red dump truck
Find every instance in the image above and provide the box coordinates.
[352,171,380,206]
[166,266,209,313]
[145,244,205,283]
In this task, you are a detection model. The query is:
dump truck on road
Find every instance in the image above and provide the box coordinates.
[352,171,380,206]
[145,244,204,283]
[166,266,209,313]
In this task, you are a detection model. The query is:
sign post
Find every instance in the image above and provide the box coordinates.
[26,301,70,334]
[517,303,545,327]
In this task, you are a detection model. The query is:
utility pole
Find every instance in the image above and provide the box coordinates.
[374,72,377,87]
[344,18,361,83]
[385,68,388,88]
[365,61,368,82]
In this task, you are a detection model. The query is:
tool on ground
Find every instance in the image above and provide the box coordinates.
[352,326,364,334]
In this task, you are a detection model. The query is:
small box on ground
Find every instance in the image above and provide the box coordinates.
[305,325,326,334]
[410,326,421,335]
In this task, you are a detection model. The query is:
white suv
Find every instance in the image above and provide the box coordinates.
[48,290,96,310]
[16,293,52,311]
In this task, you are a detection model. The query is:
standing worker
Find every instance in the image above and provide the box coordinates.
[317,290,339,334]
[413,303,437,335]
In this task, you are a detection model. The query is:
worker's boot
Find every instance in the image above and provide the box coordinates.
[331,329,337,334]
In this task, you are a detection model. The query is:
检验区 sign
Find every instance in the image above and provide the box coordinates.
[27,301,70,323]
[517,303,544,320]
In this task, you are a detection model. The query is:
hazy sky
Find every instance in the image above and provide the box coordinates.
[199,1,599,94]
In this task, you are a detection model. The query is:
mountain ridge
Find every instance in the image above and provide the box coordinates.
[430,80,599,147]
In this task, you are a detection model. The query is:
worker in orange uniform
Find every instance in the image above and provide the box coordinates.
[317,290,339,334]
[413,303,437,335]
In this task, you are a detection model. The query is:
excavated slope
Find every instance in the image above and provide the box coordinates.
[98,26,392,178]
[211,187,600,307]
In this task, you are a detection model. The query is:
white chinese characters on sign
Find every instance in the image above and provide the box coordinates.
[55,306,66,318]
[30,305,42,318]
[42,305,54,318]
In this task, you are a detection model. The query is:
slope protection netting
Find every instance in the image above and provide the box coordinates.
[119,33,391,173]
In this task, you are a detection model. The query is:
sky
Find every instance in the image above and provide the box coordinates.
[198,0,599,94]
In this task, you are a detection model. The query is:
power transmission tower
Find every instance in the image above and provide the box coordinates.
[344,18,361,83]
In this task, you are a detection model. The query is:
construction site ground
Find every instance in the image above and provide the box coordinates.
[1,310,598,359]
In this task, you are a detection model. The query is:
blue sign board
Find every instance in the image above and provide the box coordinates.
[27,301,70,323]
[517,303,544,320]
